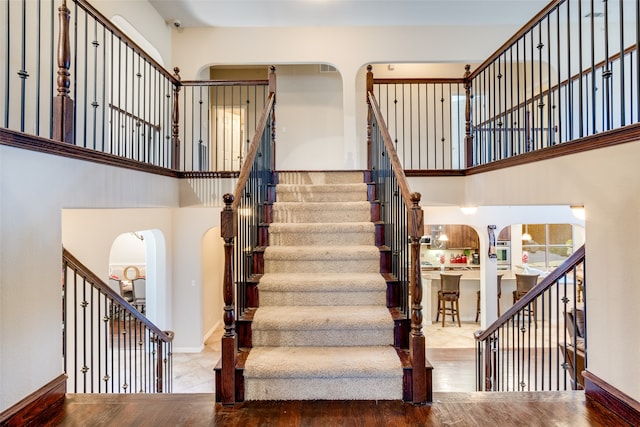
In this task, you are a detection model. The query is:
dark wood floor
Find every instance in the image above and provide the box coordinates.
[50,391,626,426]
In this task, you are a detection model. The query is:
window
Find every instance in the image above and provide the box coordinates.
[522,224,574,269]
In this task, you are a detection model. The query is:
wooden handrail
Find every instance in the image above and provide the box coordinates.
[469,0,564,79]
[62,247,173,342]
[373,77,465,85]
[476,244,585,342]
[367,91,417,211]
[74,0,179,85]
[181,79,269,87]
[231,92,275,210]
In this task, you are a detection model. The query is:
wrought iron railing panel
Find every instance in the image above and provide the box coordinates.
[475,245,586,392]
[63,248,173,393]
[469,0,640,166]
[179,81,269,172]
[373,80,466,170]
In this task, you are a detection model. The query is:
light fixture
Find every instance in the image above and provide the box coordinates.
[522,224,532,241]
[438,232,449,241]
[460,206,478,215]
[571,204,586,220]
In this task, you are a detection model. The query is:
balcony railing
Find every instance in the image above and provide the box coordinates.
[0,0,270,172]
[369,0,640,170]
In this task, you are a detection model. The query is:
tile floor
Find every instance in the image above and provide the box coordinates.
[171,321,480,393]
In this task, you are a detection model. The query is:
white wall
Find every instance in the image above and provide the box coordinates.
[171,24,522,169]
[409,141,640,401]
[0,145,177,410]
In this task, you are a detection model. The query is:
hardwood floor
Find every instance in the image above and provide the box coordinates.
[50,323,626,426]
[52,391,625,426]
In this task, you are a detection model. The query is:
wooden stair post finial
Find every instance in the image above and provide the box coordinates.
[220,193,238,404]
[408,192,429,404]
[53,0,74,143]
[463,64,473,168]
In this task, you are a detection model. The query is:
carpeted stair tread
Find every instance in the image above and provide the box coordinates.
[264,245,379,260]
[244,346,402,379]
[276,183,368,203]
[277,171,365,185]
[259,272,386,306]
[263,246,380,274]
[259,272,386,292]
[252,305,393,331]
[272,201,371,223]
[269,222,374,246]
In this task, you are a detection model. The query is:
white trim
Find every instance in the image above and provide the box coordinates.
[203,321,221,343]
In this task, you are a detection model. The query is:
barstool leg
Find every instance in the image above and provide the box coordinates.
[436,295,441,322]
[456,299,461,327]
[441,298,446,327]
[475,290,480,322]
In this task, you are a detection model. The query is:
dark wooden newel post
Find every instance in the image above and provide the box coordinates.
[463,64,473,168]
[409,192,428,404]
[53,0,73,143]
[171,67,181,170]
[220,194,238,404]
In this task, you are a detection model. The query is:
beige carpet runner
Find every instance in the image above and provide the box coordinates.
[243,171,403,400]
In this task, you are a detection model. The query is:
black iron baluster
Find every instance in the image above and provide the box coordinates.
[603,0,612,131]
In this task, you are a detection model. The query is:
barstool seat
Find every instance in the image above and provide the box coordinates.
[435,274,462,327]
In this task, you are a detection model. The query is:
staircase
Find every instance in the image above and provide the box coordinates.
[241,171,404,400]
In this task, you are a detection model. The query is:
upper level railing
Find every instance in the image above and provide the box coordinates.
[366,66,428,404]
[218,73,276,405]
[371,0,640,171]
[371,76,467,170]
[474,245,586,392]
[468,0,640,166]
[0,0,269,172]
[63,248,174,393]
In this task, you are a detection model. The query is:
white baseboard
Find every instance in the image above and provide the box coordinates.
[203,320,221,342]
[173,320,221,354]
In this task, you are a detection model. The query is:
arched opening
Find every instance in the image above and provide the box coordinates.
[108,229,168,328]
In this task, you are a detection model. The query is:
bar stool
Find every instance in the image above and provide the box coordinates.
[513,273,539,321]
[475,274,503,322]
[436,273,462,327]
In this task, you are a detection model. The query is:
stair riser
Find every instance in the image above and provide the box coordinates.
[277,171,364,185]
[276,191,367,203]
[252,329,393,347]
[259,291,386,307]
[244,377,402,401]
[272,209,371,223]
[269,231,374,246]
[264,259,380,274]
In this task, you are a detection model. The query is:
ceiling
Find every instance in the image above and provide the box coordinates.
[148,0,552,29]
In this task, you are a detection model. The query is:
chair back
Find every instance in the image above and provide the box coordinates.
[109,277,120,293]
[440,274,462,293]
[515,273,539,296]
[132,278,146,300]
